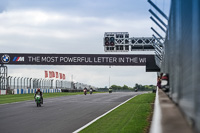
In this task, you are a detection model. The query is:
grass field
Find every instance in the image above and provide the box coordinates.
[80,93,155,133]
[0,92,101,104]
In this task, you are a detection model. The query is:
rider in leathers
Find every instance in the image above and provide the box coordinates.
[34,88,43,104]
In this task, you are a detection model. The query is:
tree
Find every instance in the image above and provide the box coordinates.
[122,85,129,90]
[133,84,156,91]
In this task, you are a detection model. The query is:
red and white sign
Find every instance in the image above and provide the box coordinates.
[56,72,59,78]
[49,71,53,78]
[45,71,48,78]
[60,73,63,79]
[45,70,66,80]
[52,71,55,78]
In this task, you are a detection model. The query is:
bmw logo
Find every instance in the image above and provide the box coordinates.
[1,54,10,63]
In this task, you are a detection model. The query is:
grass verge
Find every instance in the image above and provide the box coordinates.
[0,92,101,104]
[80,93,155,133]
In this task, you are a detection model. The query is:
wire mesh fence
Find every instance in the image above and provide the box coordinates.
[161,0,200,132]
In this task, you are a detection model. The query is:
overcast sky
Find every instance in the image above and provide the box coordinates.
[0,0,171,88]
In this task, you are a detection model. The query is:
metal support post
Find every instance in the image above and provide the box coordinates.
[150,17,166,33]
[17,77,20,89]
[26,78,28,89]
[151,27,164,40]
[13,77,16,89]
[10,77,12,89]
[29,78,32,89]
[153,35,164,47]
[51,79,53,89]
[148,0,169,20]
[37,79,40,88]
[24,77,26,89]
[0,64,7,90]
[20,77,23,89]
[149,9,167,28]
[7,76,10,89]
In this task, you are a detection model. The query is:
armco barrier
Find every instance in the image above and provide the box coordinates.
[0,90,7,95]
[13,89,61,94]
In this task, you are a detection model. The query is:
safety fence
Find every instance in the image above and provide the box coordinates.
[0,90,7,95]
[158,0,200,132]
[0,88,62,95]
[0,76,97,95]
[5,76,72,90]
[13,88,61,94]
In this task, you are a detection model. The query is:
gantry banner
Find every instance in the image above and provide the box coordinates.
[0,53,159,71]
[0,53,151,66]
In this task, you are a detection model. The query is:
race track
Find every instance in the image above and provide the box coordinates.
[0,92,145,133]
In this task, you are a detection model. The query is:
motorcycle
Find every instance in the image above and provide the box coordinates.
[84,89,87,95]
[90,90,93,94]
[35,95,42,107]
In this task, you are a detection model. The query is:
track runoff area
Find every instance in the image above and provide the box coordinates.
[0,92,148,133]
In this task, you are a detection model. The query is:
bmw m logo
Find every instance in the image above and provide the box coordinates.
[13,57,25,62]
[1,54,10,63]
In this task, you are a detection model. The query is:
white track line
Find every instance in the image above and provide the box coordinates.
[150,88,162,133]
[73,94,140,133]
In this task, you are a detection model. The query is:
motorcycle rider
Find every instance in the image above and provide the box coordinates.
[34,88,43,104]
[109,87,112,93]
[89,88,93,94]
[83,87,87,95]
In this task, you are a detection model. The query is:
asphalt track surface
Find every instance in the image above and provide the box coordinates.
[0,92,145,133]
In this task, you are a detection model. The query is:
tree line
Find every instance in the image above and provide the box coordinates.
[98,84,156,91]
